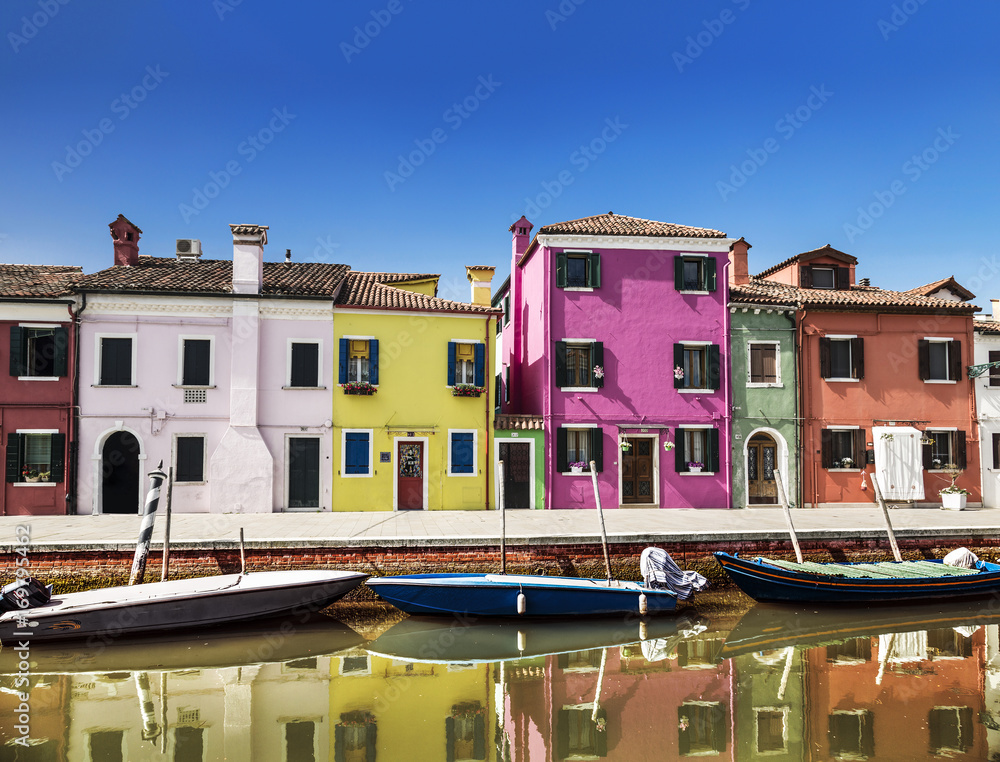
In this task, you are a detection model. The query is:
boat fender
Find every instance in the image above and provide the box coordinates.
[517,630,526,651]
[517,592,526,615]
[638,593,648,616]
[639,620,648,640]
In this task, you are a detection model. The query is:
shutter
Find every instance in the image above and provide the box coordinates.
[555,251,567,288]
[472,715,485,759]
[445,717,455,762]
[990,351,1000,387]
[762,344,777,383]
[705,256,717,292]
[338,338,348,384]
[956,430,967,469]
[183,340,211,386]
[52,326,69,377]
[994,432,1000,470]
[49,433,65,483]
[592,342,604,388]
[820,429,833,469]
[554,341,568,388]
[674,255,685,291]
[504,365,510,403]
[365,723,377,762]
[453,433,473,473]
[709,428,720,473]
[474,343,485,387]
[334,726,345,762]
[9,326,24,376]
[447,342,456,386]
[918,339,930,380]
[837,266,850,290]
[749,344,762,383]
[922,436,933,470]
[678,708,691,755]
[673,343,684,389]
[6,433,21,483]
[853,429,866,468]
[494,373,501,409]
[708,345,721,389]
[556,710,570,760]
[588,252,601,288]
[594,707,608,756]
[556,428,568,473]
[950,340,963,381]
[346,433,368,475]
[851,337,865,380]
[369,339,379,385]
[819,337,831,379]
[590,427,603,472]
[799,266,812,288]
[712,704,727,752]
[860,714,874,758]
[675,428,686,472]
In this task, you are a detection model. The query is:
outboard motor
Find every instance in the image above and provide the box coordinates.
[0,577,52,614]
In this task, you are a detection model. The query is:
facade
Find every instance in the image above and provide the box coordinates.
[493,414,545,509]
[973,307,1000,509]
[499,213,735,509]
[0,264,81,516]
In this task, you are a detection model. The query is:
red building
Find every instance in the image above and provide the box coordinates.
[0,265,81,515]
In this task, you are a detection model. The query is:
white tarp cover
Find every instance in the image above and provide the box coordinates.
[872,426,925,501]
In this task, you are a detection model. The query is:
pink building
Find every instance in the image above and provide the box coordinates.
[500,213,736,509]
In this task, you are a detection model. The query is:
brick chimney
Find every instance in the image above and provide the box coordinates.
[230,224,268,295]
[509,216,532,261]
[728,237,751,286]
[109,214,142,267]
[466,266,495,306]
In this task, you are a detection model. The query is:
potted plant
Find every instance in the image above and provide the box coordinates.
[569,461,588,474]
[342,382,377,395]
[940,467,969,510]
[931,457,943,469]
[839,457,854,469]
[21,467,40,483]
[687,461,704,473]
[453,384,486,397]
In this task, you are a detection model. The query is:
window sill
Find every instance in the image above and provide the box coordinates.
[828,468,862,472]
[560,387,599,393]
[92,384,137,388]
[825,378,860,383]
[679,471,715,476]
[341,473,373,478]
[561,471,594,477]
[13,482,55,487]
[677,290,710,295]
[282,386,328,391]
[677,388,716,394]
[746,382,783,388]
[447,471,477,477]
[924,379,957,384]
[174,481,206,486]
[563,287,595,292]
[17,376,60,382]
[173,384,217,390]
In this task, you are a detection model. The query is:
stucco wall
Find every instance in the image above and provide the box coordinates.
[974,327,1000,508]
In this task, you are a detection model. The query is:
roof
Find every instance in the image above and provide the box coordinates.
[756,245,857,279]
[0,264,83,298]
[536,212,726,239]
[495,414,544,431]
[974,319,1000,335]
[730,278,980,314]
[336,271,497,313]
[906,276,975,302]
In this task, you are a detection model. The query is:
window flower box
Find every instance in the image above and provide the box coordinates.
[569,461,588,474]
[342,382,376,396]
[687,462,703,473]
[453,384,486,397]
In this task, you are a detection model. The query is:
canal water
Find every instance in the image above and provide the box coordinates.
[2,593,999,760]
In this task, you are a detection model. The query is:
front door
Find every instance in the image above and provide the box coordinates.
[499,442,531,509]
[747,433,778,505]
[621,437,654,504]
[102,431,140,514]
[397,441,424,510]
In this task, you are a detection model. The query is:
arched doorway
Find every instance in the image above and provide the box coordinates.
[102,431,141,514]
[747,432,778,505]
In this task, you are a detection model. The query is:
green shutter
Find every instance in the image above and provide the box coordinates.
[709,428,720,473]
[556,428,568,473]
[555,251,567,288]
[592,342,604,388]
[675,428,686,472]
[588,252,601,288]
[9,326,24,377]
[52,326,69,377]
[708,345,721,389]
[673,343,684,388]
[49,433,65,483]
[674,255,685,291]
[6,433,21,482]
[590,428,603,472]
[705,257,717,292]
[554,341,567,388]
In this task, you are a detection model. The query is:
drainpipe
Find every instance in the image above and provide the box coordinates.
[798,305,816,507]
[721,256,733,509]
[485,314,491,510]
[544,249,553,510]
[68,293,87,515]
[785,307,800,509]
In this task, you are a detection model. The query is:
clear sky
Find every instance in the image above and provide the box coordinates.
[2,1,998,304]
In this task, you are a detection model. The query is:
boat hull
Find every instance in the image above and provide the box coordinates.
[366,573,678,618]
[714,552,1000,605]
[0,570,367,644]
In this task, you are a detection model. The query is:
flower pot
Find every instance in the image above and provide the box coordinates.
[23,476,40,483]
[570,467,583,474]
[688,467,703,474]
[941,492,967,510]
[343,388,375,395]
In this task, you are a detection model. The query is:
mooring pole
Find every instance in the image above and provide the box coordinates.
[774,470,803,564]
[159,467,173,582]
[589,461,613,583]
[129,461,166,586]
[871,473,903,562]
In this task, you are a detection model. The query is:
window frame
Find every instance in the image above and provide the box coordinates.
[287,338,324,389]
[339,336,378,388]
[14,323,68,380]
[674,254,717,293]
[556,424,602,475]
[8,429,63,484]
[342,428,373,478]
[177,335,215,388]
[819,335,864,382]
[811,266,836,289]
[556,249,601,291]
[920,337,960,383]
[821,426,866,470]
[555,339,603,391]
[447,340,485,388]
[923,428,966,471]
[173,433,206,484]
[448,429,478,477]
[95,333,137,387]
[674,341,721,392]
[675,425,720,474]
[747,340,781,387]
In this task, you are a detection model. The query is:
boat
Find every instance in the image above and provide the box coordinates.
[714,551,1000,605]
[0,569,367,645]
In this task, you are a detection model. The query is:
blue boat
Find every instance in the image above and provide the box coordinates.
[365,573,681,618]
[714,552,1000,605]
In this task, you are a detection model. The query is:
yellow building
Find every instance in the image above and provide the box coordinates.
[332,268,499,511]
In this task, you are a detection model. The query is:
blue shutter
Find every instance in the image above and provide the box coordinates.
[345,432,369,475]
[369,339,379,385]
[474,343,485,387]
[338,339,348,384]
[447,342,456,386]
[451,432,474,474]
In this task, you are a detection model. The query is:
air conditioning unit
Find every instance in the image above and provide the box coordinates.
[176,239,202,259]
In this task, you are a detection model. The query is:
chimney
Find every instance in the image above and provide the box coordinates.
[509,216,533,261]
[109,214,142,267]
[230,224,268,295]
[728,237,751,286]
[992,299,1000,320]
[859,277,871,287]
[466,266,496,306]
[285,248,291,264]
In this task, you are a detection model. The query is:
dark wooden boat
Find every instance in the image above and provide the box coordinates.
[714,552,1000,605]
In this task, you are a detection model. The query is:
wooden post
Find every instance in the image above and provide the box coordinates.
[129,462,166,586]
[497,461,507,575]
[239,528,246,574]
[871,473,903,562]
[773,469,803,564]
[589,461,613,583]
[159,467,173,582]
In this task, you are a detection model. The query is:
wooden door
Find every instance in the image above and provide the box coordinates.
[397,441,424,510]
[621,438,654,504]
[499,442,531,509]
[747,434,778,504]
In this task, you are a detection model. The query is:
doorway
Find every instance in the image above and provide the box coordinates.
[101,431,141,514]
[621,437,654,504]
[499,441,532,509]
[397,440,424,510]
[747,433,778,505]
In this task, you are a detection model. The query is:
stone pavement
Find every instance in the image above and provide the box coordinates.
[2,505,1000,552]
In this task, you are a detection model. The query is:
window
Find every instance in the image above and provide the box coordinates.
[994,432,1000,470]
[339,338,378,386]
[820,337,864,380]
[449,431,476,475]
[504,366,510,403]
[447,342,485,387]
[919,339,962,382]
[494,372,501,410]
[673,344,720,390]
[340,655,370,675]
[290,341,321,387]
[5,431,64,483]
[334,712,376,762]
[926,627,973,658]
[556,250,601,289]
[800,264,849,290]
[827,638,871,663]
[828,711,874,759]
[557,427,603,473]
[288,437,320,507]
[674,255,717,292]
[175,436,205,483]
[503,294,510,325]
[173,726,205,762]
[674,427,720,473]
[447,703,487,761]
[555,341,604,389]
[10,325,68,378]
[990,350,1000,387]
[557,706,607,759]
[181,337,211,386]
[755,709,787,754]
[286,721,316,762]
[929,707,973,755]
[678,703,726,755]
[343,430,372,477]
[89,731,124,762]
[748,342,779,384]
[821,428,866,469]
[98,336,134,386]
[922,430,966,470]
[811,267,835,289]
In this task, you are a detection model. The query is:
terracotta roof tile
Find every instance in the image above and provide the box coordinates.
[495,414,544,431]
[0,264,83,298]
[336,271,497,313]
[974,319,1000,335]
[730,279,979,313]
[537,213,726,239]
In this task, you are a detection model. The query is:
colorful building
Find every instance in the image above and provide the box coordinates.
[499,213,736,509]
[974,304,1000,509]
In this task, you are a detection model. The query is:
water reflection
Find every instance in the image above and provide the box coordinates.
[3,601,1000,760]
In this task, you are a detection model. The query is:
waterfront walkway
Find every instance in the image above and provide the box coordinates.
[2,506,1000,552]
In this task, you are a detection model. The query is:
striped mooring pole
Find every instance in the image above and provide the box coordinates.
[128,461,167,586]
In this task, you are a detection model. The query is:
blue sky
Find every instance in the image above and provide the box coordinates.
[2,1,998,304]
